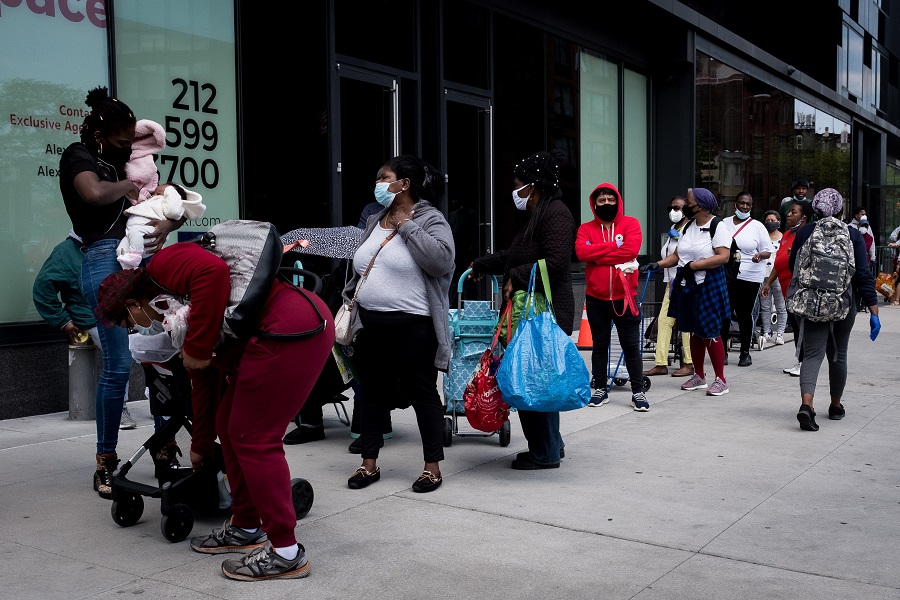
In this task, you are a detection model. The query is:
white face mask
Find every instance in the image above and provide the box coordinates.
[668,209,683,223]
[512,184,530,211]
[859,226,869,234]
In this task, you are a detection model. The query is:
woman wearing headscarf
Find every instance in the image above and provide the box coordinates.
[469,149,575,469]
[788,188,880,431]
[641,187,731,396]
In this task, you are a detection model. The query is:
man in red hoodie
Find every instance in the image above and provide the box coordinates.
[575,183,648,411]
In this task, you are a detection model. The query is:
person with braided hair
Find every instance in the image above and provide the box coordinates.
[59,86,185,498]
[469,149,576,470]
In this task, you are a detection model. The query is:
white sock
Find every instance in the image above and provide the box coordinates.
[239,526,258,534]
[275,543,299,560]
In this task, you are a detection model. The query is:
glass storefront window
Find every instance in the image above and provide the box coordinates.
[114,1,239,237]
[696,51,851,217]
[0,2,108,324]
[579,52,618,224]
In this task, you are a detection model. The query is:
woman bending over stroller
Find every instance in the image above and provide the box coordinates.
[96,241,334,581]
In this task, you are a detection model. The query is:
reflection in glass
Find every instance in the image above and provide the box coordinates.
[695,52,851,217]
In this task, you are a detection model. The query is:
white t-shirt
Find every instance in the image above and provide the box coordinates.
[676,218,731,284]
[763,236,781,276]
[720,217,773,284]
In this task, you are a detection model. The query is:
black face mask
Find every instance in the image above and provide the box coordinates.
[596,203,618,221]
[764,221,780,232]
[101,143,133,168]
[683,203,699,218]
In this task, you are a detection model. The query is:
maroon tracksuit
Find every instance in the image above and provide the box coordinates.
[147,243,335,546]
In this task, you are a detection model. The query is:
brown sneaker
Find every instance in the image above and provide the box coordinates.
[643,365,669,376]
[672,364,694,377]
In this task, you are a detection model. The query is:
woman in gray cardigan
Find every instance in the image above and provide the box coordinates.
[342,155,455,493]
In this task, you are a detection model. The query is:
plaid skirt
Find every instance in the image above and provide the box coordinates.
[669,265,731,339]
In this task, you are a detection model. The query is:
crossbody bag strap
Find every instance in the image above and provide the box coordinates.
[733,218,752,238]
[348,228,398,308]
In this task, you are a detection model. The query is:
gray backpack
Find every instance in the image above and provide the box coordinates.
[787,217,855,322]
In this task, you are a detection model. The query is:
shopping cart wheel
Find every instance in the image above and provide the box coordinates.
[160,503,194,543]
[498,420,511,447]
[642,376,651,391]
[111,493,144,527]
[291,477,314,520]
[443,417,453,447]
[614,378,628,386]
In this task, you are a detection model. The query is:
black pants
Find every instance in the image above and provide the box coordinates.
[722,279,760,354]
[353,307,444,463]
[586,295,644,393]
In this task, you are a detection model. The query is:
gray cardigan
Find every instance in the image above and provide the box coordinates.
[342,200,455,371]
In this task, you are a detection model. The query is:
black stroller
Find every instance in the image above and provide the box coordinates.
[110,267,320,543]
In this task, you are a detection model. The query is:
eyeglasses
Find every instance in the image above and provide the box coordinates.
[667,206,683,211]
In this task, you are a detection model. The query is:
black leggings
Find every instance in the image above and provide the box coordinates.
[722,279,761,354]
[353,307,444,463]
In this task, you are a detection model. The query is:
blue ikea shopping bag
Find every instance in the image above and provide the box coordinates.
[497,260,591,412]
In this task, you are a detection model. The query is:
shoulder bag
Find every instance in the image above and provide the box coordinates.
[334,228,398,345]
[725,219,752,283]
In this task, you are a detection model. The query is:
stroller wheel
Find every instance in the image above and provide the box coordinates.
[443,417,453,447]
[614,378,628,386]
[160,503,194,543]
[291,478,314,520]
[111,493,144,527]
[642,376,651,391]
[498,420,511,447]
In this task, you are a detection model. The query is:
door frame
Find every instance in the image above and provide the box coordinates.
[441,88,494,254]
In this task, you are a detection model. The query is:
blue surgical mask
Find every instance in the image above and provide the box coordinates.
[374,181,398,207]
[136,320,166,336]
[734,209,751,221]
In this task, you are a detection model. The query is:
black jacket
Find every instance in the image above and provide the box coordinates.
[472,197,576,335]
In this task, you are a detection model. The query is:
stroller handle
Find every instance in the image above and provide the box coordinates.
[457,268,499,294]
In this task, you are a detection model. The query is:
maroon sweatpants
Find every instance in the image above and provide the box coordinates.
[217,281,335,547]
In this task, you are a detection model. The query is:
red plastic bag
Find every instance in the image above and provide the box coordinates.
[463,306,510,432]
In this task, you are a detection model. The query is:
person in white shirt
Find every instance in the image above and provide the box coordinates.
[718,192,772,367]
[643,195,694,377]
[640,187,731,397]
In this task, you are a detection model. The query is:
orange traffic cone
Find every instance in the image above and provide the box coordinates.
[576,303,592,350]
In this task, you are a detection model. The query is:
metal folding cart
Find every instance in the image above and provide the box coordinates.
[442,269,511,447]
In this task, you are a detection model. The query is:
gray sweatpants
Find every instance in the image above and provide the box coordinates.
[797,307,857,398]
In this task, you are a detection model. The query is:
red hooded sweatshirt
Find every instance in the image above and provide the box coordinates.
[575,182,643,301]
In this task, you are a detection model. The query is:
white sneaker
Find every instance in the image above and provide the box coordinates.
[120,405,137,430]
[774,334,785,345]
[784,362,801,377]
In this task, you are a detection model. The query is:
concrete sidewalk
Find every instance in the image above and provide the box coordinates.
[1,306,898,599]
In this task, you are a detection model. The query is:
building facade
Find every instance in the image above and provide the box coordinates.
[1,0,898,418]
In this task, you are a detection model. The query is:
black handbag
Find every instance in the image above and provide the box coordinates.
[725,219,752,283]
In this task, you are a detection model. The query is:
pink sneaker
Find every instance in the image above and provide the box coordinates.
[706,377,729,396]
[680,374,708,391]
